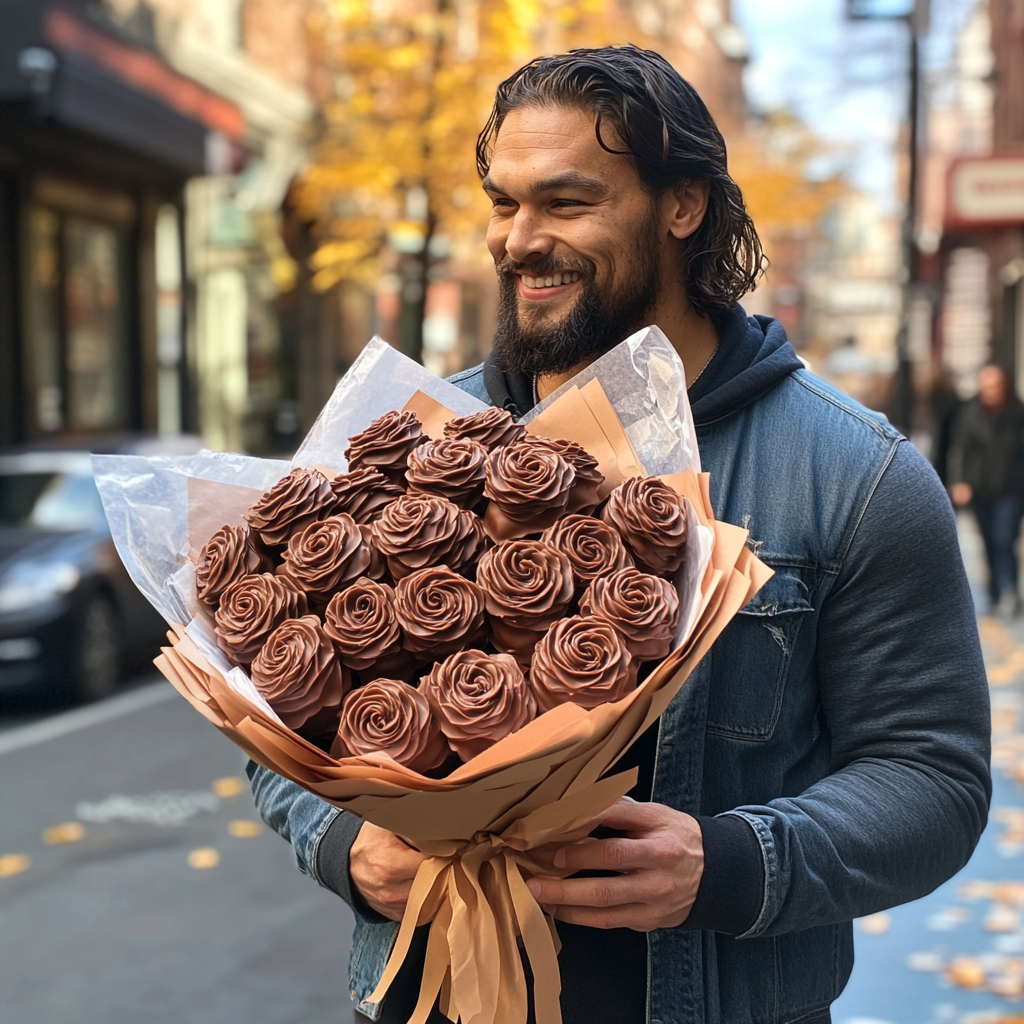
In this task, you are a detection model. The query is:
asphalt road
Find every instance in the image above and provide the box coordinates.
[0,675,360,1024]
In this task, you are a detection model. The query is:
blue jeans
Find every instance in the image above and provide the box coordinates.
[972,495,1023,603]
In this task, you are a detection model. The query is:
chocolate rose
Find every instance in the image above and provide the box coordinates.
[371,494,487,580]
[406,439,488,509]
[421,649,537,760]
[344,410,428,482]
[324,579,402,669]
[394,566,486,658]
[444,407,526,450]
[530,616,636,711]
[328,467,404,524]
[331,678,449,773]
[529,437,605,514]
[250,615,349,729]
[580,567,680,661]
[214,573,308,665]
[475,540,574,664]
[195,524,273,607]
[279,514,371,604]
[601,477,688,576]
[483,440,576,540]
[244,467,335,549]
[541,515,632,590]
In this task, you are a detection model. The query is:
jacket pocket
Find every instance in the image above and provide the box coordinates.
[706,570,814,741]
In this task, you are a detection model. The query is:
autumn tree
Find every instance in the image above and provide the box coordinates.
[297,0,639,362]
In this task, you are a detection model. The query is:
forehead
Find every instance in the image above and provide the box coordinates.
[486,104,638,191]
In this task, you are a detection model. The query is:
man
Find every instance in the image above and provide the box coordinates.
[950,363,1024,615]
[250,46,990,1024]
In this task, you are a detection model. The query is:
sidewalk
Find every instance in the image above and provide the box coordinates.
[832,513,1024,1024]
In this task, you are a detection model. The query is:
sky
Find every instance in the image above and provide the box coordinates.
[732,0,977,209]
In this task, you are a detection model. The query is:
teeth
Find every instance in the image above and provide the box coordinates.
[522,271,580,289]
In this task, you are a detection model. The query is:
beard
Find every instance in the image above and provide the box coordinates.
[492,211,662,377]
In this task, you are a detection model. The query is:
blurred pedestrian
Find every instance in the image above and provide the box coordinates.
[951,363,1024,614]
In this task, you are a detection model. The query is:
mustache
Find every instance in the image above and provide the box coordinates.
[495,255,595,279]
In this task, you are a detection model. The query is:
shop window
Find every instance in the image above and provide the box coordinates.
[26,207,130,434]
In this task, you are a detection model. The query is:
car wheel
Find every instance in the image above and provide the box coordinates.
[71,596,120,703]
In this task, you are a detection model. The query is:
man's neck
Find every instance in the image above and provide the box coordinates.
[535,299,720,401]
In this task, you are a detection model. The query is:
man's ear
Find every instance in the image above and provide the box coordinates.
[666,180,710,241]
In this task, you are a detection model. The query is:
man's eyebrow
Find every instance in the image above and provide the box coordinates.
[481,171,610,197]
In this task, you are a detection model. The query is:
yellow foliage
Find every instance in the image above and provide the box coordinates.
[300,0,648,290]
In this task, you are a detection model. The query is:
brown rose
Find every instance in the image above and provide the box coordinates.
[324,578,403,670]
[529,437,605,514]
[421,649,537,760]
[600,476,688,576]
[328,467,404,524]
[483,440,576,540]
[406,439,488,509]
[244,467,335,549]
[279,514,371,604]
[530,616,636,711]
[344,410,428,481]
[331,678,449,773]
[371,494,487,580]
[250,615,349,729]
[214,573,308,665]
[394,566,486,658]
[443,407,526,450]
[579,567,680,661]
[475,539,574,664]
[541,515,632,590]
[195,524,273,607]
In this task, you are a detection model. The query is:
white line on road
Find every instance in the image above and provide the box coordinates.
[0,681,176,757]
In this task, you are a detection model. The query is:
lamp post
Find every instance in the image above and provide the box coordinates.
[845,0,930,434]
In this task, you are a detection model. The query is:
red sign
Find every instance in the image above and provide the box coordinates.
[947,155,1024,229]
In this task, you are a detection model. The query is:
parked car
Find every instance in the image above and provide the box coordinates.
[0,438,200,703]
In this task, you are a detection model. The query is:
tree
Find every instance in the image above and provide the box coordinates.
[297,0,638,362]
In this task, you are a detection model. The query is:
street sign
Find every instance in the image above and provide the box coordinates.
[947,155,1024,229]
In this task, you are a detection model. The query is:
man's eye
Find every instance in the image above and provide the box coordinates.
[551,199,586,209]
[490,198,516,209]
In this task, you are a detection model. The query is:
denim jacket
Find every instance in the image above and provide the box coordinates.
[251,360,990,1024]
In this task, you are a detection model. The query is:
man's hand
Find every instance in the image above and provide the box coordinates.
[525,799,704,932]
[951,482,973,507]
[349,821,427,921]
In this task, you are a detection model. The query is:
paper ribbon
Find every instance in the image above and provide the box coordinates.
[366,769,639,1024]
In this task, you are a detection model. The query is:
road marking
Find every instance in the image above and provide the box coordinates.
[0,854,30,877]
[0,681,175,758]
[212,776,246,798]
[187,848,220,869]
[76,791,219,828]
[42,823,85,845]
[227,820,262,838]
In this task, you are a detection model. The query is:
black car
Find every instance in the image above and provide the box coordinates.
[0,445,189,703]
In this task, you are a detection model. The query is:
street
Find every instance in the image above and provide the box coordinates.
[0,678,359,1024]
[0,513,1016,1024]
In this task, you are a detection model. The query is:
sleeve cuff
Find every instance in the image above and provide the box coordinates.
[314,811,391,925]
[683,813,765,935]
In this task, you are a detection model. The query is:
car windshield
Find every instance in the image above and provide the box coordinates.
[0,471,106,531]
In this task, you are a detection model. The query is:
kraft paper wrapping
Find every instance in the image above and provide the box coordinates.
[97,331,770,1024]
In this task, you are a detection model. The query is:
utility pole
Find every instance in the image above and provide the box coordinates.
[845,0,929,435]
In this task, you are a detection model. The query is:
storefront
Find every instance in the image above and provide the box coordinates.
[0,1,244,448]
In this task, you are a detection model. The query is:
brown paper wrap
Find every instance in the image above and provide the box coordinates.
[155,461,771,1024]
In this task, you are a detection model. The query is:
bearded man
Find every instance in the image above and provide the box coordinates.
[249,46,990,1024]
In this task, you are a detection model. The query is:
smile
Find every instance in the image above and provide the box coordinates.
[520,271,581,289]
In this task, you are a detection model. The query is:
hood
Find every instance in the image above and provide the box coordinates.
[687,307,804,426]
[0,527,95,574]
[481,306,803,426]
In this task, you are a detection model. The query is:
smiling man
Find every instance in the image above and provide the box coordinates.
[249,46,990,1024]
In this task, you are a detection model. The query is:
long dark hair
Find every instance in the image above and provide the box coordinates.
[476,45,765,319]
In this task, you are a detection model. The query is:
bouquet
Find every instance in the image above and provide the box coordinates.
[93,328,769,1024]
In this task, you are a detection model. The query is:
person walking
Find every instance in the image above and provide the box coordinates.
[951,363,1024,614]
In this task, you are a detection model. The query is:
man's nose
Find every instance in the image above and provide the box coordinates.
[503,209,555,264]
